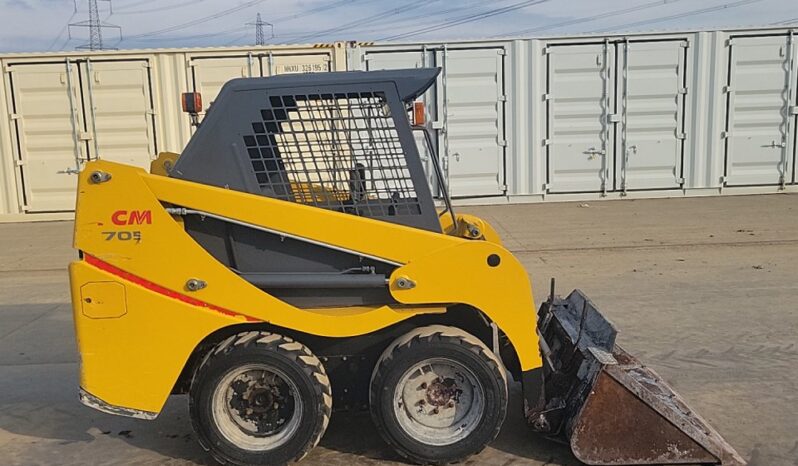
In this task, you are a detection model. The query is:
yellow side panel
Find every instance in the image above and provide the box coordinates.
[70,261,241,414]
[73,161,438,338]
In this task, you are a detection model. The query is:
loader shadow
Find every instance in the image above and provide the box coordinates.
[0,301,575,464]
[317,382,581,465]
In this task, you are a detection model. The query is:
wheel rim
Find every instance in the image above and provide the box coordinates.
[212,363,303,451]
[393,357,485,446]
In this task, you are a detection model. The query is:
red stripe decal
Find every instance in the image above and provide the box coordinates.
[84,254,260,322]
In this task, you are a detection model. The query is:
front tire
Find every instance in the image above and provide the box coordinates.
[190,331,332,466]
[370,325,508,465]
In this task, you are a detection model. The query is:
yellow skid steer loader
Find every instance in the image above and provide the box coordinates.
[69,69,745,465]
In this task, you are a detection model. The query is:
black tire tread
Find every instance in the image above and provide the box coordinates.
[370,325,508,465]
[190,330,332,466]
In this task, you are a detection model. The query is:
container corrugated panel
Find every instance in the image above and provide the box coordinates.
[544,39,689,194]
[0,43,344,215]
[5,61,85,212]
[361,50,438,191]
[619,40,688,191]
[723,34,797,186]
[188,50,337,120]
[357,43,508,198]
[544,42,615,193]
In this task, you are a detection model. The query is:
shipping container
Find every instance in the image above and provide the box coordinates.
[0,43,345,219]
[349,26,797,203]
[1,27,797,221]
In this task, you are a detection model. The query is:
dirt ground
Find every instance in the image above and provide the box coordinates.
[1,194,797,466]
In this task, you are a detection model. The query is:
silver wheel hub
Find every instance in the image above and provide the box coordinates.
[212,364,302,451]
[393,358,485,446]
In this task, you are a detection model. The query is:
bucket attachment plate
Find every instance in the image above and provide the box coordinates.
[531,289,746,465]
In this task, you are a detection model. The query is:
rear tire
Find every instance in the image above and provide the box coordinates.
[190,331,332,466]
[369,325,508,465]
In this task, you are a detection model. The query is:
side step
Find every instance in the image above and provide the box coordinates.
[531,288,746,465]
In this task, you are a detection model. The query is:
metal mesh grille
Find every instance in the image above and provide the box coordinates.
[242,91,422,217]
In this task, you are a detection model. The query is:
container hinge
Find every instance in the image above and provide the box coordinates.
[676,177,685,184]
[720,175,728,184]
[497,49,507,56]
[676,132,687,140]
[726,38,735,46]
[498,139,508,147]
[431,120,444,130]
[678,87,688,94]
[142,62,151,68]
[542,138,552,146]
[500,183,508,190]
[607,114,621,123]
[3,64,15,73]
[542,93,552,101]
[680,41,689,48]
[542,47,551,55]
[146,108,156,116]
[78,131,93,141]
[15,159,25,166]
[9,113,20,120]
[721,131,731,139]
[722,85,733,93]
[790,105,798,116]
[362,55,372,61]
[543,183,551,191]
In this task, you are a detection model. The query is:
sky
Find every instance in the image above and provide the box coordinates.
[0,0,797,53]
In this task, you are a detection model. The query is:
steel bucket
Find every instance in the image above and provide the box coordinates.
[530,288,746,465]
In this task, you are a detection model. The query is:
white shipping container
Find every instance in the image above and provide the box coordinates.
[0,43,346,218]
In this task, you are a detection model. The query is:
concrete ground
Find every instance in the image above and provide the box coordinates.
[1,194,797,466]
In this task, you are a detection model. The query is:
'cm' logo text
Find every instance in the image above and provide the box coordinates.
[111,210,152,226]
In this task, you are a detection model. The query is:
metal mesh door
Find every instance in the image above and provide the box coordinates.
[243,91,423,217]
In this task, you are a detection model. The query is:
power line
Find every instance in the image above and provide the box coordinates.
[125,0,365,45]
[495,0,688,38]
[769,16,798,25]
[270,0,369,23]
[112,0,209,16]
[274,1,506,40]
[113,0,161,11]
[589,0,765,33]
[47,0,79,51]
[123,0,267,40]
[132,26,248,43]
[288,0,432,43]
[379,0,550,41]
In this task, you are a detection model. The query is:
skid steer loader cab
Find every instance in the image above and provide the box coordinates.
[69,69,745,466]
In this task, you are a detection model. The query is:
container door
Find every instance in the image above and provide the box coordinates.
[7,62,85,212]
[439,48,506,197]
[265,53,331,76]
[546,43,615,193]
[724,35,797,186]
[80,59,156,169]
[618,40,687,191]
[189,56,254,117]
[364,50,439,194]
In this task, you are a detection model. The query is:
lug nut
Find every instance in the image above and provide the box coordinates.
[447,401,455,408]
[419,382,427,390]
[431,408,439,415]
[417,399,425,406]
